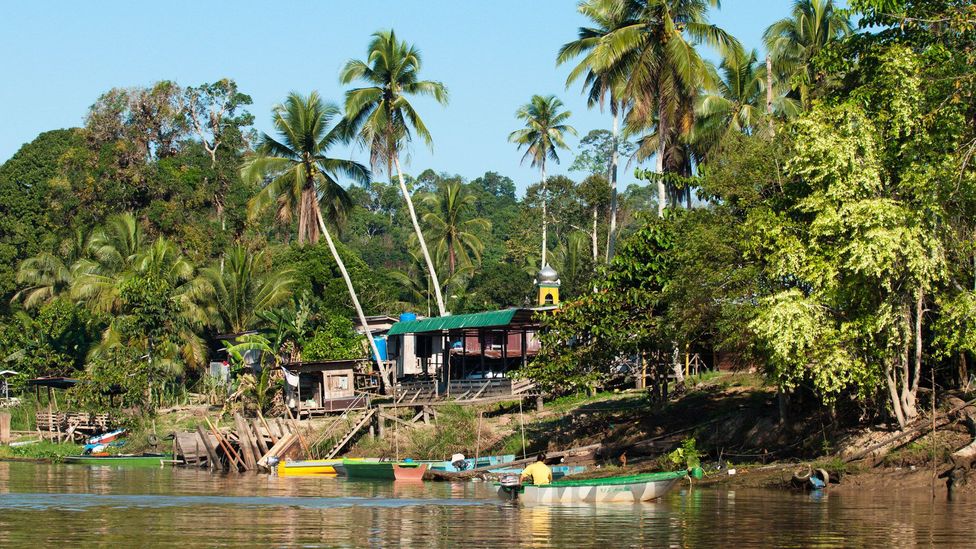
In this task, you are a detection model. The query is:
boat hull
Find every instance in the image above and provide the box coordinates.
[498,472,685,504]
[343,460,428,480]
[63,453,171,467]
[277,459,340,476]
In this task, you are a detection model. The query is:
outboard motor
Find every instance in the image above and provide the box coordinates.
[499,474,521,501]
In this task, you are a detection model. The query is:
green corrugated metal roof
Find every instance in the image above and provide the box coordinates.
[387,309,519,335]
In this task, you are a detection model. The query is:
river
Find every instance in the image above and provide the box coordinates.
[0,461,972,547]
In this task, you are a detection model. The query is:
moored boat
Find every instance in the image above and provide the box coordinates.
[429,454,516,472]
[277,459,341,476]
[63,453,171,467]
[343,459,428,480]
[497,471,687,504]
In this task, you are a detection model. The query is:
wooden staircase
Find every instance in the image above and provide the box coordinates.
[324,409,376,459]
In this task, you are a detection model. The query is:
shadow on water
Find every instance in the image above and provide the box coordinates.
[0,462,974,547]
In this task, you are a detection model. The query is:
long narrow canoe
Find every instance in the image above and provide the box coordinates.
[277,459,341,476]
[63,453,171,467]
[343,459,428,481]
[498,471,686,504]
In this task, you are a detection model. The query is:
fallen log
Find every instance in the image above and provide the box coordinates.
[844,395,976,464]
[949,397,976,469]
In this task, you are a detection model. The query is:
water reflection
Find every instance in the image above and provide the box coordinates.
[0,462,973,547]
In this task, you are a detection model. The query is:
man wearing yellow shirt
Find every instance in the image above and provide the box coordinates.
[520,453,552,485]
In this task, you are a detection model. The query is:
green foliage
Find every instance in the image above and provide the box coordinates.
[302,315,365,361]
[667,438,701,470]
[408,404,477,459]
[528,215,672,391]
[0,441,84,462]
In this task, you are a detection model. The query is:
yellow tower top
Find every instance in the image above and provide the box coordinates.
[536,264,560,306]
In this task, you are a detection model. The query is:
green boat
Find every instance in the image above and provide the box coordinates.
[497,470,687,504]
[63,453,172,467]
[342,459,428,480]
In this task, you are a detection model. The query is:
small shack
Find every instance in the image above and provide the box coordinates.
[283,359,371,417]
[386,307,549,397]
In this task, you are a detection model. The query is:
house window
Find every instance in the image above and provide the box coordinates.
[544,293,554,305]
[331,375,349,391]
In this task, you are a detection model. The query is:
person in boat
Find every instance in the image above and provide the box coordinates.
[451,453,468,471]
[520,453,552,485]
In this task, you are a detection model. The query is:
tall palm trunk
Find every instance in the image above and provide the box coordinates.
[766,54,775,136]
[448,239,456,275]
[541,159,549,267]
[592,206,599,262]
[656,102,667,218]
[299,184,320,244]
[606,105,621,261]
[314,207,392,393]
[394,155,447,317]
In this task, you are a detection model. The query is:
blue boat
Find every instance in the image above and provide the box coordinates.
[428,454,516,472]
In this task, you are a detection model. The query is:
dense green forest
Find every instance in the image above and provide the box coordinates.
[1,0,974,427]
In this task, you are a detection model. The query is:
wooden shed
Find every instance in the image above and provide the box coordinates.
[283,359,370,416]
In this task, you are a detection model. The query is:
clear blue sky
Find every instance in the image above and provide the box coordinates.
[0,0,793,194]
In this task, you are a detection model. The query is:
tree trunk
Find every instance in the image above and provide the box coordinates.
[448,240,456,275]
[900,302,919,421]
[315,207,392,393]
[299,184,320,245]
[541,160,548,268]
[656,102,667,218]
[766,54,775,136]
[606,106,620,261]
[394,156,447,317]
[591,206,599,263]
[886,364,907,429]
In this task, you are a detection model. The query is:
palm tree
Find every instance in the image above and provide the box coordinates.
[509,95,577,269]
[341,29,450,317]
[584,0,736,216]
[558,0,632,260]
[694,43,800,157]
[88,237,212,373]
[764,0,852,110]
[71,213,147,314]
[242,92,367,245]
[241,92,387,383]
[391,248,471,315]
[421,182,491,275]
[202,246,296,334]
[12,230,87,309]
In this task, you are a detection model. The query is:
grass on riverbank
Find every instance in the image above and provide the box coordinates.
[0,440,82,462]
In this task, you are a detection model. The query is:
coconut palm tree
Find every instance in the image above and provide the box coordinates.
[241,92,387,382]
[71,213,147,314]
[340,29,450,317]
[509,95,577,269]
[390,248,471,315]
[202,246,296,334]
[242,92,368,245]
[694,43,801,158]
[88,237,212,373]
[12,229,88,309]
[421,181,491,275]
[558,0,632,260]
[763,0,852,110]
[584,0,736,216]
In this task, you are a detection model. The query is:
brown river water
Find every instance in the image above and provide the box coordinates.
[0,461,973,548]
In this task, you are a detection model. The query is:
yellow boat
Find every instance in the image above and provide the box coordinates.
[277,459,341,476]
